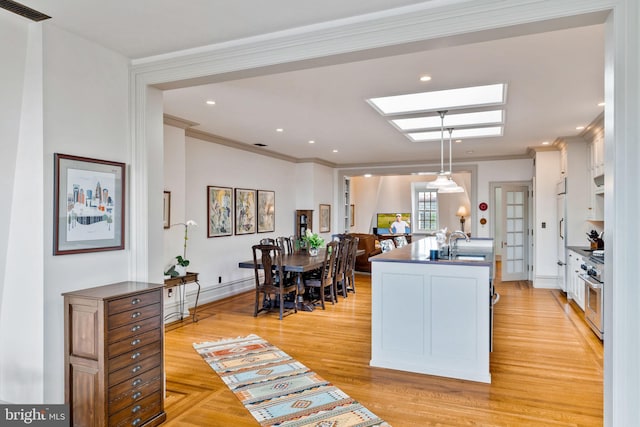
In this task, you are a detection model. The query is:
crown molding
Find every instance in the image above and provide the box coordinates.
[163,114,199,129]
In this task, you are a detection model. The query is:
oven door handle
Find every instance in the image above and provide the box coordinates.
[578,274,602,289]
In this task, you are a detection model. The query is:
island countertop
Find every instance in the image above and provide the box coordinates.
[370,236,494,270]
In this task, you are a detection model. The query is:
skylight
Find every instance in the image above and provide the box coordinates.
[407,126,503,142]
[368,83,506,115]
[391,110,503,131]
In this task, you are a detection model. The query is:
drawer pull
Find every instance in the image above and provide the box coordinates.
[130,325,141,332]
[132,418,141,426]
[131,298,141,305]
[132,379,142,387]
[132,391,142,400]
[131,339,141,346]
[131,352,141,359]
[131,365,141,373]
[132,405,141,413]
[131,312,141,319]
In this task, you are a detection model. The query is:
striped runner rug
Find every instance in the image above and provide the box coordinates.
[193,334,391,426]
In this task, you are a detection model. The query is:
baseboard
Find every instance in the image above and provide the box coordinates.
[533,275,561,289]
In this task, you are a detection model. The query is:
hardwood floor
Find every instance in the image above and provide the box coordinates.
[164,267,603,426]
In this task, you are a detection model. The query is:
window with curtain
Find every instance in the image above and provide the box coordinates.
[415,189,438,232]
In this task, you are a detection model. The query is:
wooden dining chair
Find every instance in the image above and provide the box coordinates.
[304,241,338,310]
[344,236,359,294]
[333,237,351,299]
[252,244,297,320]
[276,236,293,254]
[260,238,276,245]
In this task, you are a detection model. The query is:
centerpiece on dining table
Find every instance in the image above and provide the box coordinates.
[303,229,325,256]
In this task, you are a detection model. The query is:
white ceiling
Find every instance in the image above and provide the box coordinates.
[17,1,605,167]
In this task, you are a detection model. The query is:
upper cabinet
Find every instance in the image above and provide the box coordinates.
[583,113,605,221]
[590,132,605,178]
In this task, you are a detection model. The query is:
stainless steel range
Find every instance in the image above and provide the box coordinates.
[579,250,604,339]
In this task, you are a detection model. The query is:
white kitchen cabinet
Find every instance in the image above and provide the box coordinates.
[567,250,585,311]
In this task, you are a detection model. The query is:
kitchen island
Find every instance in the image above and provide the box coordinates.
[370,237,494,383]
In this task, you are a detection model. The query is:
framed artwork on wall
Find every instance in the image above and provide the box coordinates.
[257,190,275,233]
[234,188,257,235]
[207,186,233,237]
[163,191,171,229]
[319,204,331,233]
[53,153,125,255]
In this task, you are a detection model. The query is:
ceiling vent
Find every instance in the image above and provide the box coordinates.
[0,0,51,22]
[253,143,267,147]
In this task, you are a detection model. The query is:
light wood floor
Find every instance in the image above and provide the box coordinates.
[163,266,603,426]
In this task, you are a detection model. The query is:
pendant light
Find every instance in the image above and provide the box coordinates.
[438,127,464,193]
[427,110,457,189]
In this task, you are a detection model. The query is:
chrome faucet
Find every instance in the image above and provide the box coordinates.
[448,231,470,258]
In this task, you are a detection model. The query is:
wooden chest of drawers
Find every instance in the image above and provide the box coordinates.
[63,281,166,427]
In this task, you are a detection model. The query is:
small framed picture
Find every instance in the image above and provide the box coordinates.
[257,190,275,233]
[319,204,331,233]
[207,186,233,237]
[53,153,125,255]
[163,191,171,229]
[350,204,355,227]
[234,188,257,235]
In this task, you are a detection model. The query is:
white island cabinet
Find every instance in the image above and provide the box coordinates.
[370,238,493,383]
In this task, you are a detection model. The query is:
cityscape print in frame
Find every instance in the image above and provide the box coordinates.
[257,190,275,233]
[234,188,257,235]
[207,186,233,237]
[54,153,125,255]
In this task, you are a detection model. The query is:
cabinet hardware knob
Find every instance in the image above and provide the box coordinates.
[132,418,141,426]
[131,339,141,346]
[131,298,141,305]
[132,392,142,400]
[131,352,141,359]
[132,405,141,413]
[131,365,141,373]
[131,312,141,318]
[132,379,142,387]
[130,325,141,332]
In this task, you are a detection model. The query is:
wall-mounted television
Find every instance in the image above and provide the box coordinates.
[376,213,411,234]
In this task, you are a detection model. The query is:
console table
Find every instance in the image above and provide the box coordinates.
[164,272,200,322]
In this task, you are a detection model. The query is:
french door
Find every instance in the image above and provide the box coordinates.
[501,185,529,281]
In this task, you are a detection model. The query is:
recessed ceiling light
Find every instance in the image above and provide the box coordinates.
[308,140,315,144]
[455,139,462,143]
[206,100,216,105]
[364,174,372,178]
[391,110,503,131]
[419,75,432,82]
[576,126,585,130]
[598,102,605,107]
[276,128,284,132]
[542,141,550,145]
[466,150,474,154]
[332,149,338,153]
[408,126,503,142]
[368,83,506,115]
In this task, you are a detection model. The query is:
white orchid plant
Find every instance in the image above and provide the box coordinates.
[165,220,198,277]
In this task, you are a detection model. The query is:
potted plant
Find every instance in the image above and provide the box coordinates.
[164,220,197,277]
[303,229,325,256]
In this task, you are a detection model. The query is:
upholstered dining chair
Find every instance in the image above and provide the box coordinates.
[304,241,338,310]
[380,239,395,253]
[394,235,408,248]
[252,244,297,320]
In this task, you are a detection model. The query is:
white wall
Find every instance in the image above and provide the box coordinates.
[41,25,131,403]
[0,12,42,404]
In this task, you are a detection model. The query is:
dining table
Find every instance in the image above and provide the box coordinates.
[238,247,365,312]
[238,249,328,311]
